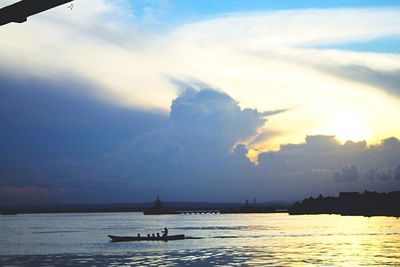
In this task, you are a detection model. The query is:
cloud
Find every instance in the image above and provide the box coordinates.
[1,5,400,121]
[0,86,266,203]
[0,73,166,197]
[365,163,400,181]
[366,168,392,181]
[0,74,166,156]
[334,166,359,183]
[256,136,400,199]
[100,88,265,200]
[395,164,400,180]
[1,3,400,203]
[1,82,400,203]
[170,88,266,150]
[0,0,178,109]
[314,64,400,98]
[262,108,289,117]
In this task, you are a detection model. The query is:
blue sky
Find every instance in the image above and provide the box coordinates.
[123,0,400,53]
[127,0,400,27]
[313,37,400,53]
[128,0,400,20]
[0,0,400,204]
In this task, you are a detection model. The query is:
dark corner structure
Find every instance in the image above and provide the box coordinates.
[0,0,73,26]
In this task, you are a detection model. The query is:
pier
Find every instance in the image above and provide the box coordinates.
[177,210,220,215]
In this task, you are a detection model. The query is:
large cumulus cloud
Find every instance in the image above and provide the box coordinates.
[170,88,265,153]
[100,88,266,201]
[47,89,400,202]
[1,79,400,204]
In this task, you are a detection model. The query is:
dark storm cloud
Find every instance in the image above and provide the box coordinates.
[0,74,166,162]
[1,78,400,204]
[334,166,359,183]
[395,164,400,180]
[365,164,400,181]
[100,87,266,201]
[366,168,392,181]
[255,136,400,199]
[101,90,400,201]
[0,74,166,204]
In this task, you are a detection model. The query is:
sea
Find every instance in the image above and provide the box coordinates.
[0,212,399,266]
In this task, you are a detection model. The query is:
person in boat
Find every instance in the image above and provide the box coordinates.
[156,233,160,237]
[152,233,155,237]
[162,227,168,237]
[137,234,140,237]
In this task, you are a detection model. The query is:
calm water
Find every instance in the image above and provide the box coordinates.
[0,212,399,266]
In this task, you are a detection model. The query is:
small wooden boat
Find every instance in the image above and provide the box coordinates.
[108,234,185,242]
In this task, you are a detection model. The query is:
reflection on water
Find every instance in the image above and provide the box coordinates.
[0,213,399,266]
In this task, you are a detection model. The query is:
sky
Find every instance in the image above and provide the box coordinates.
[0,0,400,204]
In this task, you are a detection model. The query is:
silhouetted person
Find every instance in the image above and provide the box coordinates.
[137,233,140,237]
[162,227,168,237]
[147,234,150,237]
[156,233,160,237]
[152,233,155,237]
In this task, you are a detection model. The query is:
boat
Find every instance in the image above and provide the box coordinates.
[108,234,185,242]
[143,195,179,215]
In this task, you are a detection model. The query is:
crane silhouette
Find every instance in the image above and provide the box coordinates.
[0,0,73,26]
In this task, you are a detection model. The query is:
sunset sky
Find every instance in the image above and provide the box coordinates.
[0,0,399,204]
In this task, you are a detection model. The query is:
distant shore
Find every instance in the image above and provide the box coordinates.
[0,201,291,215]
[289,191,400,217]
[5,192,399,217]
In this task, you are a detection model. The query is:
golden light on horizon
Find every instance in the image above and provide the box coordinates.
[319,115,372,143]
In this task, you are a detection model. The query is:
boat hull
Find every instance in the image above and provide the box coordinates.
[108,234,185,242]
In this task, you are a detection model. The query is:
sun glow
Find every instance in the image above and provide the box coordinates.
[318,115,372,143]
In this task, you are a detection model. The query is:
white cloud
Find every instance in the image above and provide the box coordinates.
[0,2,400,149]
[171,8,400,47]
